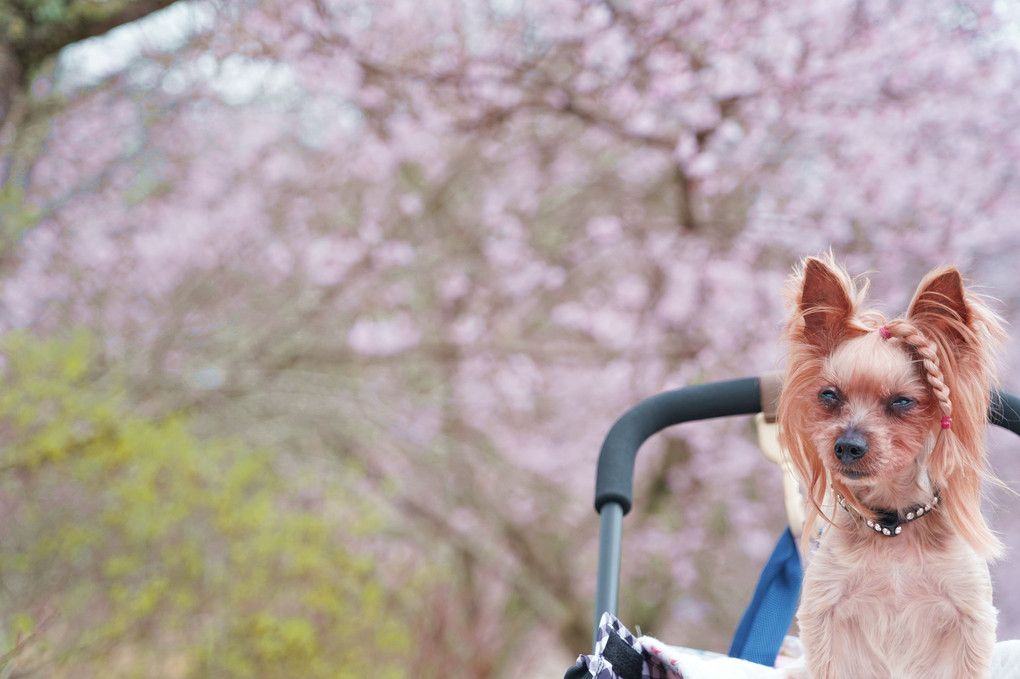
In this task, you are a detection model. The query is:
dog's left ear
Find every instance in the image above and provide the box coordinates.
[907,267,1004,559]
[907,267,971,344]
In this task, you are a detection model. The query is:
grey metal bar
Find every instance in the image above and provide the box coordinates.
[593,501,624,651]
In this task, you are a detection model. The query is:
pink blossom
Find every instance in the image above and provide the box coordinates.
[347,313,421,356]
[586,216,623,245]
[303,237,364,286]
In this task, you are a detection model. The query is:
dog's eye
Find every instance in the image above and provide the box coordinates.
[890,396,916,410]
[818,388,841,407]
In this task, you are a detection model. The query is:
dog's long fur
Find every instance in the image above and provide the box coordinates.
[778,255,1004,679]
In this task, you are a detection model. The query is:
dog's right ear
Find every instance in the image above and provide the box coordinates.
[797,257,856,353]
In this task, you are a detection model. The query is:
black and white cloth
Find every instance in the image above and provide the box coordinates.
[571,613,785,679]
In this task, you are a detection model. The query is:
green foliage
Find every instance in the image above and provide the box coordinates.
[0,330,410,678]
[0,185,42,258]
[3,0,144,28]
[27,0,69,23]
[0,4,29,41]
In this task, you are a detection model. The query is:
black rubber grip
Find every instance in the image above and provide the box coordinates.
[991,390,1020,436]
[594,377,763,514]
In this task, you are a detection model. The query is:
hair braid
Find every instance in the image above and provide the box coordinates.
[884,320,952,418]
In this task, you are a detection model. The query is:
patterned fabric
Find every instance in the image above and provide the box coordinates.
[571,613,781,679]
[572,613,685,679]
[571,611,791,672]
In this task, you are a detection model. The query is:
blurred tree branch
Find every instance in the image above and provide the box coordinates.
[0,0,181,171]
[4,0,180,66]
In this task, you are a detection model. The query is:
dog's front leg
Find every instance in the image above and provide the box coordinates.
[904,606,995,679]
[797,605,890,679]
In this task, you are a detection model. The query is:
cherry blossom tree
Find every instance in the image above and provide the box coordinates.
[3,0,1020,676]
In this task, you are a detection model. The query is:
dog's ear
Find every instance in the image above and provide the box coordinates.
[908,266,1005,559]
[798,257,855,353]
[907,267,971,344]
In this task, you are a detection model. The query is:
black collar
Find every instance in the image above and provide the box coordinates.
[835,490,941,537]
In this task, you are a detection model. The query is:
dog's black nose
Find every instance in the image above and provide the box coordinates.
[834,432,868,462]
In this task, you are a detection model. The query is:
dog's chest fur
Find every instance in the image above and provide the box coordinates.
[798,529,996,678]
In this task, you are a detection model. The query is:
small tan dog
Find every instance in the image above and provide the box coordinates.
[778,256,1003,679]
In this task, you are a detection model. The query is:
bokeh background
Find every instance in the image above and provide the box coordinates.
[2,0,1020,677]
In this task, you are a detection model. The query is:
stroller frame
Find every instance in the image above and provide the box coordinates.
[587,374,1020,655]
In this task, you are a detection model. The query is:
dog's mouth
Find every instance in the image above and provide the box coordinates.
[838,468,871,481]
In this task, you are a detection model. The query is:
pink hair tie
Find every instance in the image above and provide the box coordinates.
[941,416,952,430]
[879,325,891,340]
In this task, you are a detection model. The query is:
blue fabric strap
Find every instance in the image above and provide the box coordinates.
[727,527,803,666]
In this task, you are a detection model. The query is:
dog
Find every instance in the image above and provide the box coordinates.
[777,255,1004,679]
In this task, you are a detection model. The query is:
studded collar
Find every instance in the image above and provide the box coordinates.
[834,490,941,537]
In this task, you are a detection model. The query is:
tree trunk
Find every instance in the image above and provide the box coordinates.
[0,42,22,138]
[0,0,182,184]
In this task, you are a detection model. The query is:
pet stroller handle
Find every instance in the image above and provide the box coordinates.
[589,376,1020,650]
[590,376,768,650]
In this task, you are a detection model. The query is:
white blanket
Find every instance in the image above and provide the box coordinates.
[642,635,1020,679]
